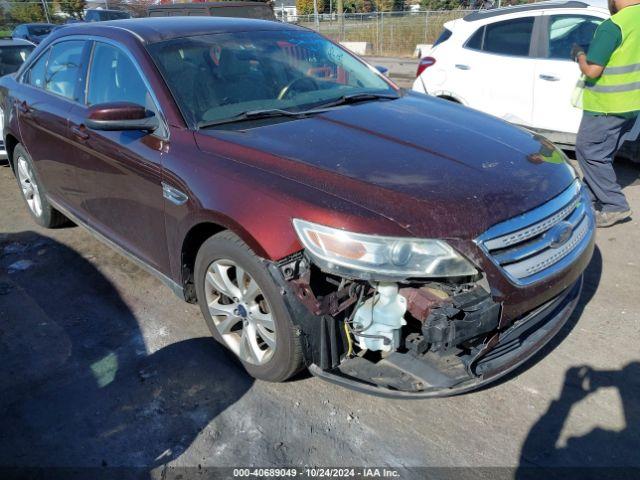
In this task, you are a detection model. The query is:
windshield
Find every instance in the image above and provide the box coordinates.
[0,45,34,75]
[27,25,53,36]
[147,30,397,126]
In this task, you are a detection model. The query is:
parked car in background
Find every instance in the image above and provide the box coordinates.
[0,38,34,158]
[0,18,595,397]
[413,0,610,149]
[12,23,56,44]
[147,2,276,20]
[85,9,131,22]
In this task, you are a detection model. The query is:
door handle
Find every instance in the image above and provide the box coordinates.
[455,64,470,70]
[539,74,560,81]
[71,125,90,140]
[16,100,30,115]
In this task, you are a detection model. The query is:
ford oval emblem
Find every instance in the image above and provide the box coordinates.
[548,221,573,248]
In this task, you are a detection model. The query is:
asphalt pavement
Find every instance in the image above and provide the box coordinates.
[364,56,419,88]
[0,152,639,478]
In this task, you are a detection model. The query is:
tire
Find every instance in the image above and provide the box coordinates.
[194,230,304,382]
[13,144,67,228]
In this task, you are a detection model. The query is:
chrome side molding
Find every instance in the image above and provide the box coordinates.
[162,182,188,205]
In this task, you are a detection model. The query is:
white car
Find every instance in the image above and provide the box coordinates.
[412,0,610,148]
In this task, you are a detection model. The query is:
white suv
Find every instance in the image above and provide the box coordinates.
[412,0,609,148]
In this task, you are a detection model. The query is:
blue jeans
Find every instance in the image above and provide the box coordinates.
[575,114,634,212]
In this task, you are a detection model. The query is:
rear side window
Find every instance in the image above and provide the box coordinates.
[433,28,452,47]
[466,17,534,57]
[45,41,86,100]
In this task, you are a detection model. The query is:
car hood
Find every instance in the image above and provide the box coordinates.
[195,93,576,240]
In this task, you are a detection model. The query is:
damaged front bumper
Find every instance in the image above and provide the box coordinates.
[309,276,583,398]
[268,250,585,398]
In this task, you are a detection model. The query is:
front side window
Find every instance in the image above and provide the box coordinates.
[44,40,86,100]
[466,17,534,57]
[0,45,34,76]
[147,29,396,126]
[86,42,150,107]
[547,15,603,60]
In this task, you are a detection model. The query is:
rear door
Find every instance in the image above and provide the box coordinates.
[16,39,90,206]
[531,12,606,139]
[67,40,170,273]
[450,15,539,127]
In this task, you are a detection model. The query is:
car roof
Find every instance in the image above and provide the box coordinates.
[0,38,35,47]
[463,0,602,21]
[56,17,301,44]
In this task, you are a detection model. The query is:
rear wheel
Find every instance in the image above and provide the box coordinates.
[194,231,303,382]
[14,144,67,228]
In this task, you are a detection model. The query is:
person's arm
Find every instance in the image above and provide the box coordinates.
[573,20,622,80]
[577,53,605,79]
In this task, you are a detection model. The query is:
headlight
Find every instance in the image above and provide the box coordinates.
[293,219,477,280]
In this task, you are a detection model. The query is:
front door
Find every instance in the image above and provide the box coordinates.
[67,40,170,273]
[532,13,606,138]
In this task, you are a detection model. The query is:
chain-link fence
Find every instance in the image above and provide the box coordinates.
[0,2,469,58]
[291,10,472,57]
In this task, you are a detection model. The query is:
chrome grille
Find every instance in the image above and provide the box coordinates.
[477,180,594,285]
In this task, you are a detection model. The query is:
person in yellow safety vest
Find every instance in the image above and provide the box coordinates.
[570,0,639,228]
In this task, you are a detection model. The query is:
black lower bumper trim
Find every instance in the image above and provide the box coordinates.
[310,276,583,399]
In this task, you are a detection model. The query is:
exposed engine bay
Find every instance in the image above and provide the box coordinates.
[272,251,534,396]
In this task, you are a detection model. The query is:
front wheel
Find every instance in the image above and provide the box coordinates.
[194,231,304,382]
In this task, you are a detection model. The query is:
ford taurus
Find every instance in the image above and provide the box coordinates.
[0,17,595,397]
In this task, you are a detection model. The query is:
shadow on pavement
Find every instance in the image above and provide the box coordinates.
[517,362,640,479]
[615,158,640,190]
[0,231,253,474]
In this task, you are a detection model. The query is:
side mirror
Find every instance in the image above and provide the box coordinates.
[375,65,389,76]
[85,102,159,132]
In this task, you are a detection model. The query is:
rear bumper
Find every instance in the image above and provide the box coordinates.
[310,275,583,398]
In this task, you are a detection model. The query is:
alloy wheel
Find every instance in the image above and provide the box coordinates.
[204,259,277,365]
[17,156,43,217]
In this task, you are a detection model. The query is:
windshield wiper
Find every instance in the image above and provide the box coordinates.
[197,108,328,129]
[312,92,400,109]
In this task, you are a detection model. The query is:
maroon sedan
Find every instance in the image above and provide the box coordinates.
[0,17,595,397]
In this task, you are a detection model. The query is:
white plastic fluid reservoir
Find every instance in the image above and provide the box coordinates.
[352,283,407,352]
